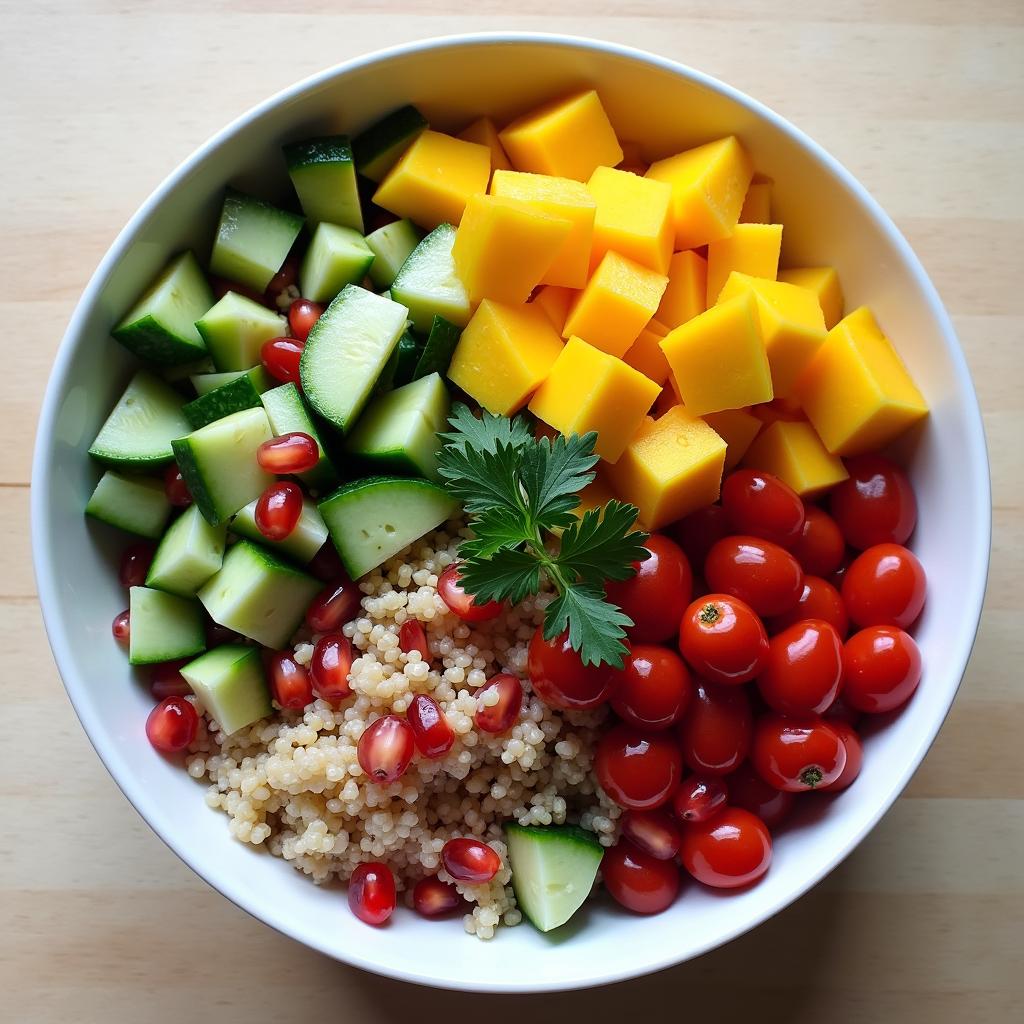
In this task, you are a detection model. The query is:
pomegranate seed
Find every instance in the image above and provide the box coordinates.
[672,774,728,823]
[621,808,683,860]
[261,337,304,385]
[268,651,314,710]
[145,696,199,753]
[257,432,320,475]
[164,464,192,507]
[348,862,396,926]
[358,715,415,785]
[407,694,455,759]
[255,481,303,541]
[399,620,430,662]
[112,608,131,644]
[441,838,501,884]
[265,253,299,302]
[288,298,324,342]
[474,673,523,734]
[150,659,193,700]
[309,634,353,702]
[412,876,463,918]
[119,542,156,588]
[306,577,361,633]
[308,542,346,582]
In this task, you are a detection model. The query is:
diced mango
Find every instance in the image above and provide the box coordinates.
[563,251,668,358]
[742,419,848,497]
[659,292,773,415]
[623,319,672,385]
[499,90,623,182]
[587,166,673,274]
[716,272,826,398]
[646,136,754,250]
[606,406,727,530]
[778,266,844,330]
[739,175,773,223]
[457,117,512,175]
[703,408,763,470]
[452,194,571,305]
[531,284,575,333]
[706,223,783,305]
[795,307,928,456]
[529,336,661,463]
[655,250,707,329]
[447,300,563,415]
[490,170,596,288]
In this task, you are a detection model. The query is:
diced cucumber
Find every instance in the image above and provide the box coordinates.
[413,315,461,380]
[198,540,320,649]
[259,383,337,491]
[376,329,424,395]
[182,373,266,429]
[318,476,458,579]
[365,219,422,289]
[146,504,227,597]
[299,285,408,434]
[391,224,471,333]
[190,365,273,397]
[209,188,304,292]
[284,135,363,231]
[162,355,215,384]
[299,223,375,304]
[112,252,213,365]
[504,823,604,933]
[347,373,450,481]
[353,104,428,182]
[231,496,328,564]
[181,644,272,735]
[89,371,191,470]
[85,471,172,539]
[171,407,274,526]
[195,291,286,371]
[127,586,206,666]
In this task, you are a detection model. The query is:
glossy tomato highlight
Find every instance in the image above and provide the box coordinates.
[605,535,692,643]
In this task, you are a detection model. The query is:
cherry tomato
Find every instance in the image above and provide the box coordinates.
[670,504,731,569]
[676,680,753,775]
[830,553,853,591]
[821,721,863,791]
[841,625,922,713]
[680,808,772,889]
[288,298,324,342]
[528,628,613,711]
[605,535,692,644]
[609,644,692,730]
[751,715,847,792]
[824,693,862,727]
[678,594,769,685]
[721,469,805,548]
[830,455,917,550]
[671,773,728,823]
[705,535,804,617]
[620,808,682,860]
[595,724,682,810]
[602,841,681,914]
[726,763,795,829]
[791,506,846,578]
[842,543,926,629]
[437,564,504,622]
[756,619,843,715]
[768,576,849,637]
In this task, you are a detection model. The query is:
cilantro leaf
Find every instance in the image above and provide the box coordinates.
[555,502,650,586]
[459,506,533,560]
[438,403,532,457]
[436,438,526,517]
[458,548,543,607]
[543,583,634,669]
[518,432,599,529]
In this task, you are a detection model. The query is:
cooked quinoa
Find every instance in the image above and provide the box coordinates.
[185,517,622,939]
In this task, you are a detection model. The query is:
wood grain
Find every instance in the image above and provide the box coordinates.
[2,2,1021,1020]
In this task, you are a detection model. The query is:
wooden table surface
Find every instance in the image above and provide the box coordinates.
[4,2,1021,1020]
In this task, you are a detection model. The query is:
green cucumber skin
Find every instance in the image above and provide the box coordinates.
[85,472,172,540]
[353,105,429,182]
[113,315,207,366]
[413,316,461,380]
[128,586,207,666]
[390,223,471,333]
[393,330,425,388]
[182,375,263,429]
[190,366,273,397]
[284,135,363,232]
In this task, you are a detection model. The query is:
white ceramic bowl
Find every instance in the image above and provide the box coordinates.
[33,34,990,993]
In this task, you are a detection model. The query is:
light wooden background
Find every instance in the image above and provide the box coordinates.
[3,2,1021,1021]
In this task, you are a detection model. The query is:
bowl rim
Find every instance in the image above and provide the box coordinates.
[31,31,992,993]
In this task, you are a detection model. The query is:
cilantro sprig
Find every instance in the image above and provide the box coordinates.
[437,404,649,668]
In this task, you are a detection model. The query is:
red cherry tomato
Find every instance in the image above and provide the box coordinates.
[705,535,804,617]
[756,619,843,716]
[721,469,805,549]
[822,720,863,791]
[528,629,613,711]
[680,808,772,889]
[841,543,926,629]
[288,298,324,342]
[830,455,917,550]
[841,625,922,713]
[145,696,199,753]
[678,594,769,685]
[437,564,504,622]
[595,724,682,810]
[620,808,682,860]
[670,504,731,569]
[602,841,681,914]
[791,506,846,578]
[751,715,847,792]
[726,763,795,829]
[671,773,728,823]
[605,535,693,644]
[609,644,692,730]
[768,576,849,638]
[830,553,853,591]
[676,680,753,776]
[824,692,862,727]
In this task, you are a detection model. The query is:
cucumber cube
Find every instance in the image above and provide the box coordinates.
[146,504,227,597]
[231,496,328,564]
[284,135,363,231]
[299,223,375,304]
[195,291,287,371]
[85,471,172,539]
[259,383,337,491]
[190,365,273,397]
[376,329,423,394]
[353,104,428,182]
[365,219,422,290]
[128,586,206,666]
[181,645,272,735]
[391,223,471,333]
[413,315,461,380]
[182,373,265,429]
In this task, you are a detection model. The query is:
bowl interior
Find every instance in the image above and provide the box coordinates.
[33,35,990,992]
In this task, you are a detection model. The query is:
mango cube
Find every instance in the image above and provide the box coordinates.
[490,170,596,288]
[706,223,783,304]
[646,136,754,250]
[563,251,668,357]
[655,250,707,330]
[457,117,512,174]
[739,176,773,223]
[587,166,673,274]
[499,90,623,182]
[778,266,844,330]
[531,284,574,334]
[373,130,490,229]
[659,292,773,416]
[529,336,661,463]
[452,194,572,305]
[623,319,672,385]
[743,419,848,497]
[703,408,763,470]
[606,406,727,529]
[795,307,928,456]
[447,300,563,415]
